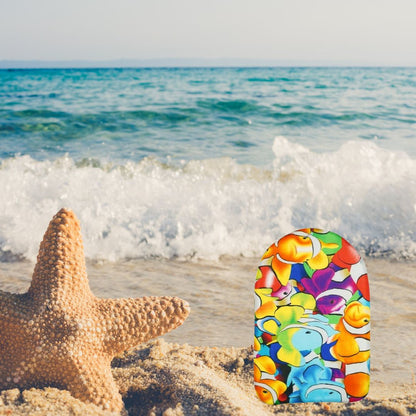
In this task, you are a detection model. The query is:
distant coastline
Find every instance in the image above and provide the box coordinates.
[1,58,415,69]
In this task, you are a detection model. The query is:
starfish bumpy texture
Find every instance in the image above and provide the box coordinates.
[0,208,190,412]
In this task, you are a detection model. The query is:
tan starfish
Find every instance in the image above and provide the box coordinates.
[0,208,190,412]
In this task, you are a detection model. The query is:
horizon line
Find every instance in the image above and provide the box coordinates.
[1,58,416,69]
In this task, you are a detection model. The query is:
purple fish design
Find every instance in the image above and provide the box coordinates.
[301,265,357,314]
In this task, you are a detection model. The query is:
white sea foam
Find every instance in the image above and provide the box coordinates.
[0,137,415,261]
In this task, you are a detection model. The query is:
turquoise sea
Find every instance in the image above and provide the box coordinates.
[0,67,415,261]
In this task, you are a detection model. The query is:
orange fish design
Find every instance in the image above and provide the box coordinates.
[332,301,370,399]
[262,229,338,285]
[254,356,287,404]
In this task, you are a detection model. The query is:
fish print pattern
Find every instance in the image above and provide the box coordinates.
[254,229,370,404]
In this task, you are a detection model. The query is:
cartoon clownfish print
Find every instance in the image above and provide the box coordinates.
[254,356,287,404]
[262,229,339,286]
[331,301,370,399]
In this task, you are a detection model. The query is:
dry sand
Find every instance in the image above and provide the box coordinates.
[0,338,414,416]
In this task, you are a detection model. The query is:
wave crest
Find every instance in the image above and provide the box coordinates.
[0,137,415,261]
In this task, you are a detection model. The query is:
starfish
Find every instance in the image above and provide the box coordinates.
[0,208,190,412]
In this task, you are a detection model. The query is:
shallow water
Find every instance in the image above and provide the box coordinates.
[0,256,256,347]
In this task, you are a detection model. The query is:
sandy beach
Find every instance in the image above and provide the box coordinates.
[2,338,414,416]
[0,257,415,415]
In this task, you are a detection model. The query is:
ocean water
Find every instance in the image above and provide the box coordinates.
[0,67,415,262]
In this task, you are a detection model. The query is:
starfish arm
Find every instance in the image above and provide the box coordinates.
[98,296,190,355]
[28,208,92,303]
[63,358,124,412]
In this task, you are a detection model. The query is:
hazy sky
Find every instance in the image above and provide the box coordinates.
[1,0,416,65]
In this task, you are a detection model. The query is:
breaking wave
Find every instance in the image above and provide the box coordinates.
[0,136,415,261]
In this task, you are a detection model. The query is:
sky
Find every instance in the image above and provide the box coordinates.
[1,0,416,66]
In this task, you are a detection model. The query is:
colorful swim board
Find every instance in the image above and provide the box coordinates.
[254,229,370,404]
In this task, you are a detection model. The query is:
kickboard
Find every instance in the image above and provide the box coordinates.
[254,228,370,404]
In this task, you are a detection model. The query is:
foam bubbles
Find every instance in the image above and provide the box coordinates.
[0,137,415,261]
[271,136,416,258]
